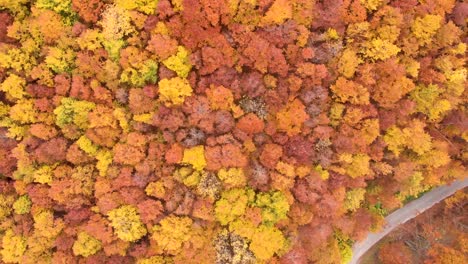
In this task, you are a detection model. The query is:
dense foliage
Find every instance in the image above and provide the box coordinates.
[0,0,466,263]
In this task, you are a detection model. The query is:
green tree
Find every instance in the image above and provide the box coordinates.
[54,97,96,129]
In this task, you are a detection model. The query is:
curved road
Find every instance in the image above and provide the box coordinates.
[349,178,468,264]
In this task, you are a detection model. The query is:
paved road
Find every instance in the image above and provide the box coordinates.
[349,178,468,264]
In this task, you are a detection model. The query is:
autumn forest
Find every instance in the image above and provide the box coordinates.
[0,0,466,263]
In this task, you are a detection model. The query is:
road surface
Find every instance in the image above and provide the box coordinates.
[349,178,468,264]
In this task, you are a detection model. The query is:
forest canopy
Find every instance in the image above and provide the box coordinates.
[0,0,466,263]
